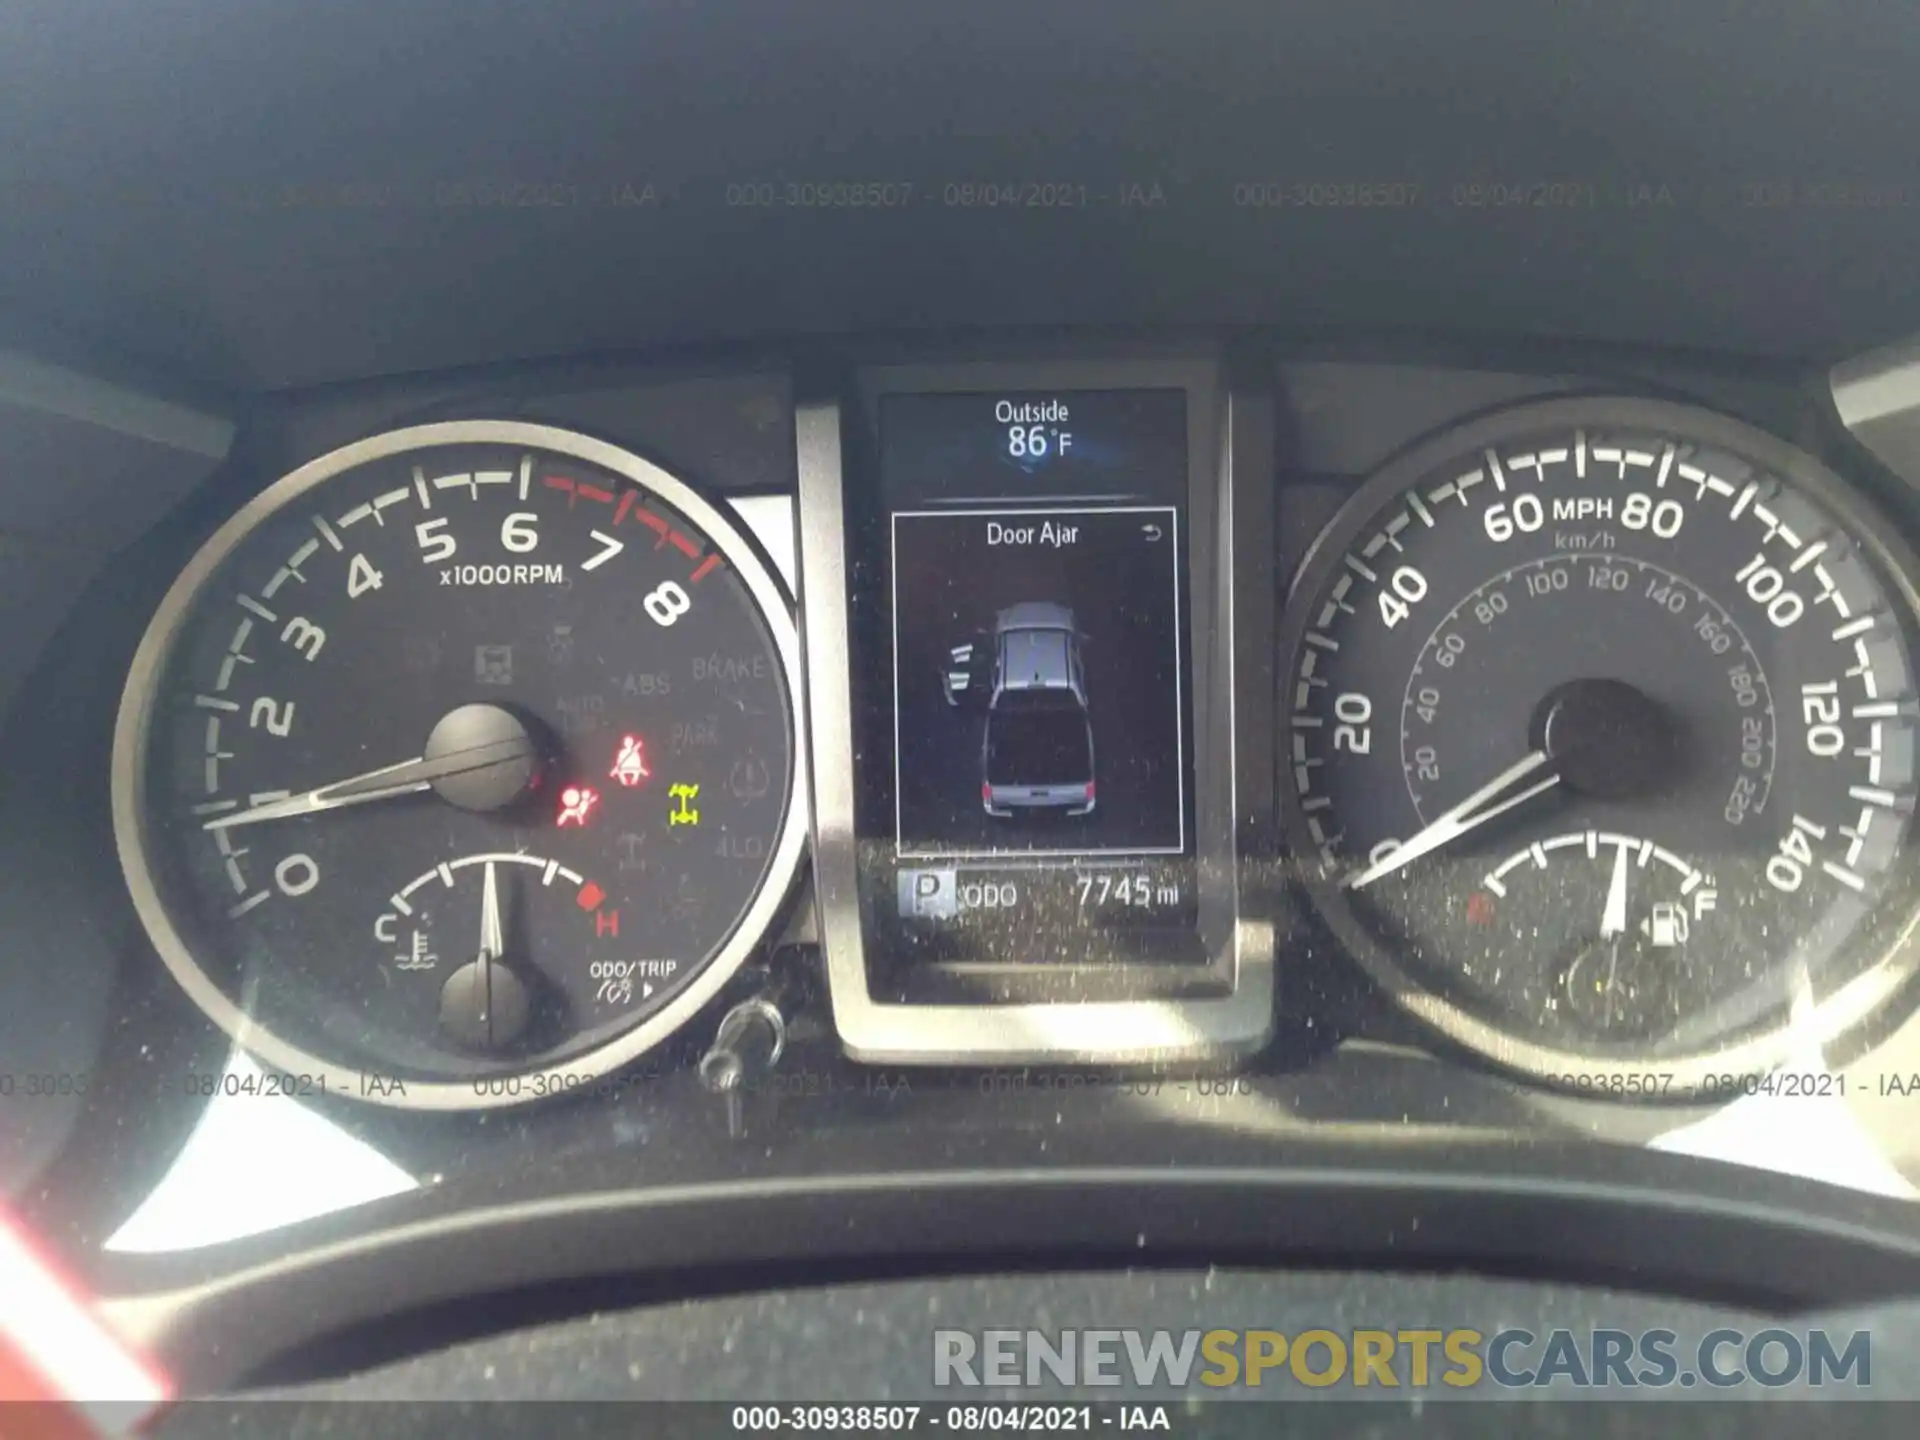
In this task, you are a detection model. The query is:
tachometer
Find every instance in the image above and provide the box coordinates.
[114,422,805,1109]
[1280,397,1920,1090]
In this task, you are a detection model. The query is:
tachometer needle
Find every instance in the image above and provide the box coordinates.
[1346,750,1559,889]
[203,755,432,829]
[202,727,535,830]
[1600,839,1631,940]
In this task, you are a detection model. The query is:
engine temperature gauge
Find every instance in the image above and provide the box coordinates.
[371,851,673,1055]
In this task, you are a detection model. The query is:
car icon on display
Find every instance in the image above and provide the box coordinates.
[978,603,1095,818]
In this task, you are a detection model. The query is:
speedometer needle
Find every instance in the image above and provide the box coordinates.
[1346,750,1559,889]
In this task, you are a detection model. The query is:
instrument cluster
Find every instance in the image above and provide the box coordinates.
[37,349,1920,1119]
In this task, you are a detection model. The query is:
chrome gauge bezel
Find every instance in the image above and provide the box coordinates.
[112,421,810,1112]
[1278,395,1920,1093]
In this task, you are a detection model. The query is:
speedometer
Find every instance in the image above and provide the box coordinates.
[113,422,806,1110]
[1280,397,1920,1090]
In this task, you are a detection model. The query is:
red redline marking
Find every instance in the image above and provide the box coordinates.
[668,530,700,558]
[577,484,614,506]
[576,881,606,911]
[689,554,723,584]
[612,490,636,526]
[543,476,576,503]
[634,510,671,547]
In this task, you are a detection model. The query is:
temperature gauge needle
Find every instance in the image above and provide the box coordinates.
[479,859,505,964]
[440,859,529,1051]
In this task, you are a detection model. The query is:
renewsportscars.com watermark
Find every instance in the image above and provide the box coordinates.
[933,1327,1871,1393]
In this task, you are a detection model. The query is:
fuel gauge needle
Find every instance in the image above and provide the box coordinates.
[1597,839,1632,1028]
[1600,838,1631,940]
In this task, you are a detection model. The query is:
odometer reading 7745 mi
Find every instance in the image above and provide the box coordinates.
[1279,398,1920,1091]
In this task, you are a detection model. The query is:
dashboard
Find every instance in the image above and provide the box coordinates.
[20,343,1920,1383]
[14,0,1920,1409]
[78,352,1920,1097]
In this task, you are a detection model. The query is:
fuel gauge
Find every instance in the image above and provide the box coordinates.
[1474,833,1717,1041]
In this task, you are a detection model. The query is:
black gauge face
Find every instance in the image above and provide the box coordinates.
[1280,398,1920,1088]
[114,423,805,1109]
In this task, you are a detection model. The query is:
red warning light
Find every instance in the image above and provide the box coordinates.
[557,785,600,827]
[610,734,651,788]
[1466,891,1496,925]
